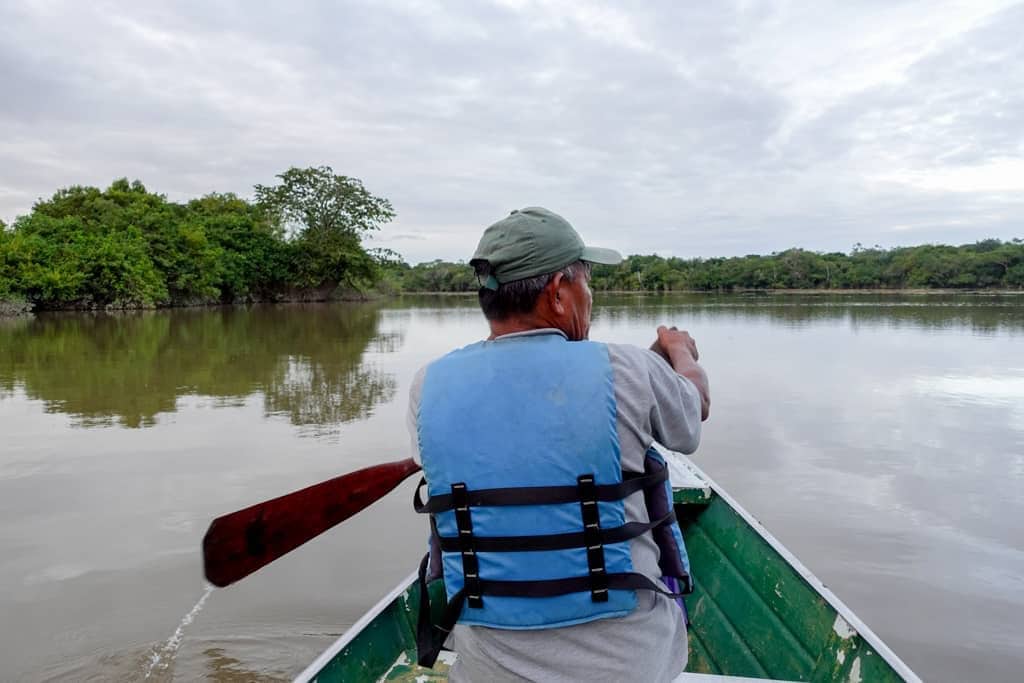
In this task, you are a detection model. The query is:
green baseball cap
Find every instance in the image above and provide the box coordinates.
[470,207,622,289]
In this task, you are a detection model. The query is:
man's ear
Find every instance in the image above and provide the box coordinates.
[547,272,566,314]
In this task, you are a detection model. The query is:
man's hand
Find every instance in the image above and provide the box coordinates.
[650,325,698,362]
[650,325,710,421]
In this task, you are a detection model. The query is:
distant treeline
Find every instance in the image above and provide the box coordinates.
[3,173,1022,312]
[388,240,1024,293]
[0,167,394,310]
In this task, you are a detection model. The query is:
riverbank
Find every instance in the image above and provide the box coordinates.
[6,287,1022,315]
[0,288,386,317]
[0,299,31,317]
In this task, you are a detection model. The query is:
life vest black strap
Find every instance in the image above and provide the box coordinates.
[577,473,609,602]
[414,561,692,668]
[415,552,448,668]
[450,483,483,609]
[476,571,690,599]
[413,467,668,513]
[433,508,677,553]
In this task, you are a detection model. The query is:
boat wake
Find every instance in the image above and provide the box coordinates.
[143,584,215,679]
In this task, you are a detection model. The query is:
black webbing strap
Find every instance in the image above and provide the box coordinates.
[416,552,461,668]
[415,553,436,666]
[577,473,608,602]
[432,510,678,553]
[413,467,668,514]
[477,572,690,599]
[451,483,483,609]
[415,567,692,666]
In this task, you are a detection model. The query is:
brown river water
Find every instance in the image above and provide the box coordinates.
[1,293,1022,682]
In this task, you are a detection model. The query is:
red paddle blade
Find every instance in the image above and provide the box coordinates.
[202,458,421,587]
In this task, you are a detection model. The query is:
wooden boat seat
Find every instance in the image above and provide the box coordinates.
[662,446,715,507]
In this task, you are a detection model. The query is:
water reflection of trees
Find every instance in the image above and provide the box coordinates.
[0,304,398,430]
[592,293,1024,336]
[388,292,1024,335]
[382,293,477,310]
[3,294,1020,429]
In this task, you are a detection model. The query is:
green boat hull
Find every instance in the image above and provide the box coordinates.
[297,454,920,682]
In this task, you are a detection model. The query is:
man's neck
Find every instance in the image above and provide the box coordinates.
[488,315,562,340]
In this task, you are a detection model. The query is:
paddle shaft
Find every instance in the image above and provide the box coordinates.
[203,458,421,587]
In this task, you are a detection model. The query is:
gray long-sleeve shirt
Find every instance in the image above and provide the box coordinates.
[407,329,703,683]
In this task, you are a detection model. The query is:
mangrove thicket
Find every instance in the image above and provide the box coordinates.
[0,167,393,310]
[389,240,1024,293]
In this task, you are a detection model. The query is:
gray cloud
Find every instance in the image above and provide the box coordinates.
[1,0,1021,261]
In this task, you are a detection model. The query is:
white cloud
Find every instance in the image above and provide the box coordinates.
[874,158,1024,194]
[0,1,1021,262]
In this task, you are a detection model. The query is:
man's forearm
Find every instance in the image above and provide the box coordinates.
[668,350,711,421]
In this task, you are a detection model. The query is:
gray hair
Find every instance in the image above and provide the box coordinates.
[475,260,591,321]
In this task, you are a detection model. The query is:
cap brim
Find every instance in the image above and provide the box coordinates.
[580,246,623,265]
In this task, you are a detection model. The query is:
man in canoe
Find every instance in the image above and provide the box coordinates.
[408,207,710,682]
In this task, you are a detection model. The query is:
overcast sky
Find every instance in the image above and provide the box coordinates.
[1,1,1022,263]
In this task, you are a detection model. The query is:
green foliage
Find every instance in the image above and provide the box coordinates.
[185,193,288,301]
[254,166,395,237]
[5,214,167,307]
[368,249,412,294]
[255,166,395,291]
[1,170,394,309]
[395,241,1024,293]
[0,221,12,299]
[396,260,478,292]
[289,229,378,291]
[594,242,1024,291]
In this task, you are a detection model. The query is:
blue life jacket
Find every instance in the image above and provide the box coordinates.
[412,333,691,666]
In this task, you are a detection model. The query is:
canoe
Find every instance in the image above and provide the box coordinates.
[296,451,921,682]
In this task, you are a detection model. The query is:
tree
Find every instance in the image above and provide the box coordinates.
[254,166,394,240]
[254,166,395,291]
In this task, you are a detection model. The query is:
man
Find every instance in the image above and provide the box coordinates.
[407,207,710,682]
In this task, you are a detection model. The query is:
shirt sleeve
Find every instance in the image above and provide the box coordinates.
[606,343,702,456]
[645,349,702,454]
[406,365,426,465]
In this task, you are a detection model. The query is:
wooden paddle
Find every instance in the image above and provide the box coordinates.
[202,457,422,587]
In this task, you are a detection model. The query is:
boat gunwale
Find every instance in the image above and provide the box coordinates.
[294,570,419,683]
[676,454,922,683]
